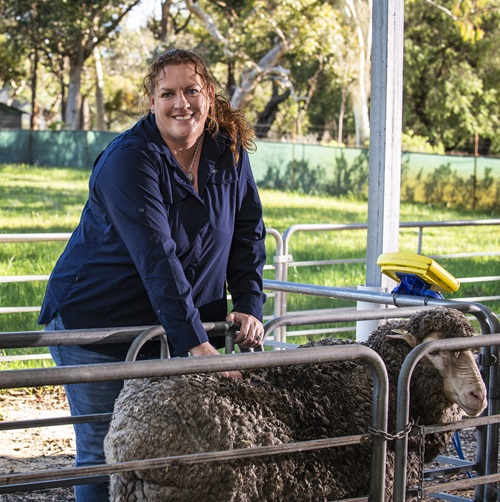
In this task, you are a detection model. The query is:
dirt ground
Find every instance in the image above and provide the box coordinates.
[0,387,485,501]
[0,387,75,502]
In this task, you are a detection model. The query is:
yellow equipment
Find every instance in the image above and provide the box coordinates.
[377,252,460,297]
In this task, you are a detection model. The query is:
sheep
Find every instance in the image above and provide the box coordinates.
[104,307,487,501]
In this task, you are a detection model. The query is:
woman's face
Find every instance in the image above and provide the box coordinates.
[150,63,214,147]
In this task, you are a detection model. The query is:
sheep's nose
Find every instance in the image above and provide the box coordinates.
[470,389,487,408]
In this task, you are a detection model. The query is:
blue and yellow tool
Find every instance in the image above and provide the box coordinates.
[377,252,460,299]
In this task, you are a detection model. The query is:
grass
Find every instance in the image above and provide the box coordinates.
[1,163,499,367]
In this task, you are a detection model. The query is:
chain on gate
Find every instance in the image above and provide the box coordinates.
[368,420,427,501]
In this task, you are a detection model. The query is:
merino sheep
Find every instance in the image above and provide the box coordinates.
[104,307,487,501]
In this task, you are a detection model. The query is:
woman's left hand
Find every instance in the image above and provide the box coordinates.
[227,312,264,349]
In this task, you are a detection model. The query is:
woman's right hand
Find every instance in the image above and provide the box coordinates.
[189,342,242,379]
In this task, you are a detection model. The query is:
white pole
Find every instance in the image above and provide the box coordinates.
[357,0,404,341]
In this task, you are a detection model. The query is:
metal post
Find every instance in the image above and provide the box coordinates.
[266,228,286,343]
[365,0,405,289]
[485,342,500,501]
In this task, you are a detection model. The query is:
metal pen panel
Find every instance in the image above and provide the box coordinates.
[393,334,500,502]
[0,344,389,502]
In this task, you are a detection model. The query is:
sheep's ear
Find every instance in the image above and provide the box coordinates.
[387,329,417,349]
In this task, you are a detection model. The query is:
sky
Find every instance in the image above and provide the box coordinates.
[126,0,162,29]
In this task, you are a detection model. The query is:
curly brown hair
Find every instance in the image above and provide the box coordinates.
[143,49,255,163]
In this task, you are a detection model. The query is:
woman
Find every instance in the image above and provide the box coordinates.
[39,49,267,501]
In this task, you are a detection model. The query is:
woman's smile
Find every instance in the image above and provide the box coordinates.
[150,63,214,149]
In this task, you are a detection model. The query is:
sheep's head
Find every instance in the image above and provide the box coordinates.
[388,308,487,417]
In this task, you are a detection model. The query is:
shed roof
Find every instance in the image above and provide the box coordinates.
[0,103,26,115]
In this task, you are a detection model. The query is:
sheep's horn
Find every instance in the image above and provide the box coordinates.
[387,330,417,348]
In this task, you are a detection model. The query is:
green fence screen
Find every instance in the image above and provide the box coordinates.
[1,129,499,209]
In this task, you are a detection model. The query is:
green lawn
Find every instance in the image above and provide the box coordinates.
[1,163,499,366]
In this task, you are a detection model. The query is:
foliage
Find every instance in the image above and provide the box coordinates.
[404,0,500,154]
[1,0,500,154]
[401,159,500,211]
[99,26,158,129]
[401,131,445,154]
[0,29,28,89]
[184,0,351,139]
[477,167,500,211]
[259,150,369,197]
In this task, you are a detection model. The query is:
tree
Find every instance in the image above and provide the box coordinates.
[0,0,50,129]
[43,0,140,130]
[171,0,348,140]
[404,0,500,154]
[99,23,157,131]
[182,0,291,110]
[330,0,372,146]
[2,0,498,151]
[0,0,142,130]
[94,46,106,130]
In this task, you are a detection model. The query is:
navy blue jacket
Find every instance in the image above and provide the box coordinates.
[38,114,266,357]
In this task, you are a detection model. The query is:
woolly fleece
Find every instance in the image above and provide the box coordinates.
[104,307,480,501]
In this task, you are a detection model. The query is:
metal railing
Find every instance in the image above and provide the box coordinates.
[264,324,500,501]
[275,219,500,320]
[0,327,389,501]
[1,219,499,337]
[394,334,500,502]
[1,294,499,500]
[261,283,500,501]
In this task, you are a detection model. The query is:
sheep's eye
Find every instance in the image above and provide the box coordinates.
[429,351,440,357]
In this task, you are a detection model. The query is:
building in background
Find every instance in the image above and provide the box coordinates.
[0,103,26,129]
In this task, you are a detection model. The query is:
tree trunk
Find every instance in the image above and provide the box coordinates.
[65,58,84,130]
[231,43,288,109]
[80,94,90,130]
[226,60,236,97]
[338,86,347,145]
[160,0,173,43]
[255,85,291,138]
[30,46,39,130]
[184,0,232,56]
[351,72,370,146]
[337,0,372,146]
[94,46,106,131]
[65,62,84,130]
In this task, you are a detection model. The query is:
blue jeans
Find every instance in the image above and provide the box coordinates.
[46,315,125,502]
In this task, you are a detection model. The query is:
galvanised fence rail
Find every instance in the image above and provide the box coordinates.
[271,219,500,339]
[0,295,499,500]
